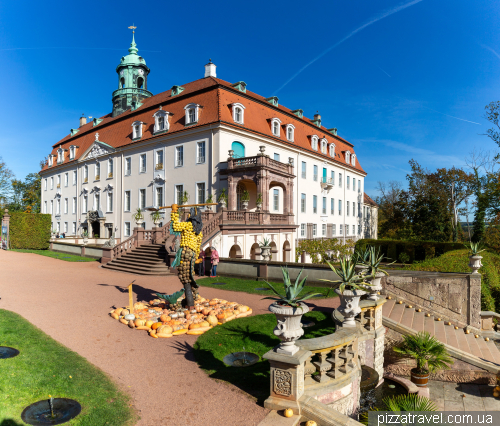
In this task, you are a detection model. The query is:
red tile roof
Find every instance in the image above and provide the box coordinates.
[364,193,378,207]
[41,76,366,176]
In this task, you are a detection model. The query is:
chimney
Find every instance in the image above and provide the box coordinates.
[204,59,217,78]
[79,114,87,127]
[313,112,321,121]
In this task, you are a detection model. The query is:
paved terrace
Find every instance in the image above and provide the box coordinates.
[0,250,340,426]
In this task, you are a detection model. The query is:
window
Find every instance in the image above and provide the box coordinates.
[83,165,88,183]
[44,179,47,191]
[345,151,351,164]
[140,154,146,173]
[311,135,319,151]
[320,138,327,154]
[43,201,47,213]
[153,110,170,133]
[175,146,184,167]
[353,202,356,216]
[56,222,60,233]
[50,200,53,214]
[331,198,334,215]
[72,197,76,214]
[300,223,306,237]
[329,143,335,157]
[72,222,76,234]
[63,173,68,187]
[175,185,183,204]
[313,165,318,181]
[56,199,60,214]
[184,103,201,124]
[82,195,87,213]
[358,225,361,235]
[270,118,282,136]
[95,193,100,211]
[332,224,336,236]
[155,150,164,170]
[108,158,113,178]
[124,191,131,211]
[351,154,356,166]
[124,222,131,237]
[301,162,306,179]
[139,189,146,209]
[347,176,350,190]
[322,197,326,214]
[339,173,342,187]
[301,194,306,213]
[69,146,75,160]
[64,198,68,214]
[231,141,245,158]
[274,153,280,162]
[273,189,279,211]
[347,201,350,216]
[73,171,77,185]
[346,225,349,236]
[132,121,143,139]
[57,148,64,164]
[57,175,61,187]
[50,177,54,189]
[313,224,317,237]
[125,157,131,176]
[338,199,342,215]
[64,222,68,233]
[322,224,326,236]
[196,183,205,204]
[107,192,113,212]
[196,141,205,164]
[353,178,356,192]
[286,124,295,142]
[340,224,343,235]
[95,162,100,180]
[232,103,245,124]
[358,203,361,217]
[153,187,162,208]
[313,196,317,214]
[48,155,53,167]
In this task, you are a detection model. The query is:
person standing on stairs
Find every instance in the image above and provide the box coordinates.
[210,247,219,277]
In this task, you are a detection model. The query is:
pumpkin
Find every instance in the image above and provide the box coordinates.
[134,302,146,310]
[111,313,119,320]
[284,408,293,418]
[185,313,192,320]
[157,333,173,338]
[200,320,210,328]
[172,324,185,331]
[305,422,317,426]
[186,329,206,335]
[172,329,188,335]
[239,305,249,313]
[209,299,218,306]
[151,322,162,330]
[158,325,173,335]
[134,319,146,327]
[128,320,135,328]
[217,313,226,320]
[202,308,212,316]
[136,326,150,330]
[189,323,201,330]
[119,318,129,325]
[145,320,155,328]
[121,309,130,316]
[206,315,218,327]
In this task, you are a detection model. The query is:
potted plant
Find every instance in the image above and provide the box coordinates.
[205,193,213,211]
[256,193,263,211]
[81,230,89,245]
[241,190,250,210]
[217,188,228,209]
[263,267,322,355]
[51,228,57,239]
[180,191,189,207]
[393,331,453,387]
[259,237,272,262]
[320,258,369,327]
[467,242,485,274]
[358,246,394,301]
[132,208,144,226]
[150,209,162,226]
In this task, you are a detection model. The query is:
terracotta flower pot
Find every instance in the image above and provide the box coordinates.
[410,368,429,387]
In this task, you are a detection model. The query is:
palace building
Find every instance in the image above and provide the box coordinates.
[39,32,378,262]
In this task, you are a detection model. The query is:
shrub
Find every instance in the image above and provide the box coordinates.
[8,212,51,249]
[296,238,355,264]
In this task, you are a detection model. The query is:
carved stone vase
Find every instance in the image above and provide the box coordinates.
[469,255,483,274]
[136,220,144,227]
[261,246,271,262]
[219,199,227,209]
[241,200,249,210]
[335,288,366,328]
[364,271,385,301]
[256,202,263,211]
[269,302,309,355]
[83,236,88,245]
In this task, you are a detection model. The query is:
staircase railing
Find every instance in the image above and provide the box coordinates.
[202,211,223,245]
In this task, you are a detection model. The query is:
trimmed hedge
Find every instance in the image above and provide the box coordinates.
[8,212,51,249]
[355,239,465,263]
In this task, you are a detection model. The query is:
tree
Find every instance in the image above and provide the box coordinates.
[0,156,14,205]
[376,181,410,239]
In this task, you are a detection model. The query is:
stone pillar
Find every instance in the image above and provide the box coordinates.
[373,303,385,382]
[468,274,482,330]
[98,218,106,238]
[288,178,294,216]
[262,349,312,415]
[228,176,237,211]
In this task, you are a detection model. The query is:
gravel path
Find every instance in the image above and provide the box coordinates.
[0,250,340,426]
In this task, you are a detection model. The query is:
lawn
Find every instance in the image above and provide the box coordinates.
[10,249,96,262]
[196,276,337,299]
[193,310,335,405]
[0,309,137,426]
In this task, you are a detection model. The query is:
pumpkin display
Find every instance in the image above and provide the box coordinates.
[134,319,146,327]
[151,322,162,330]
[145,320,155,328]
[284,408,294,418]
[305,421,317,426]
[158,325,173,335]
[206,315,218,327]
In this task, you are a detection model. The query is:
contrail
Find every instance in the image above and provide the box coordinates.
[481,44,500,61]
[402,98,481,125]
[377,66,392,77]
[274,0,424,94]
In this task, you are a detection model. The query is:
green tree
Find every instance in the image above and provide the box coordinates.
[0,156,14,206]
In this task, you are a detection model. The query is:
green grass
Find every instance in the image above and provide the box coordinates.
[10,249,96,262]
[193,311,335,404]
[196,276,337,299]
[0,309,137,426]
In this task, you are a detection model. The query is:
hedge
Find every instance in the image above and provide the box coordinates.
[355,239,466,263]
[7,212,51,249]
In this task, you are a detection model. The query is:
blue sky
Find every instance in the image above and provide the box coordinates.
[1,0,499,198]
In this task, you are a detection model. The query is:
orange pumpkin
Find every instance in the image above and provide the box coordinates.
[189,323,201,330]
[209,299,218,306]
[157,325,173,335]
[206,315,218,327]
[200,320,210,328]
[151,322,162,330]
[145,320,155,328]
[160,314,170,322]
[134,319,146,327]
[201,308,212,316]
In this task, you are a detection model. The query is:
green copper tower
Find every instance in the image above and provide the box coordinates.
[112,28,152,117]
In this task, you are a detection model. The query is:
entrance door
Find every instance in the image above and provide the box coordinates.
[231,141,245,158]
[91,221,99,237]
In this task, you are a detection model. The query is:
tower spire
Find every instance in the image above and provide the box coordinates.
[128,25,138,54]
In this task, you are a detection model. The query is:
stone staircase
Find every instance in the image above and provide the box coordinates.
[102,242,172,275]
[383,298,500,369]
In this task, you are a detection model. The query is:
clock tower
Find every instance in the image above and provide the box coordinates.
[112,28,152,117]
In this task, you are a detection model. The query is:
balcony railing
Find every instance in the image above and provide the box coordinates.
[226,155,294,175]
[222,210,292,225]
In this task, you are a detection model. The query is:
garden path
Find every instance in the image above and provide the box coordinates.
[0,250,339,426]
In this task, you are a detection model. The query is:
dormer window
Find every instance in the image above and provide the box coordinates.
[271,118,282,137]
[93,118,103,127]
[171,85,185,97]
[232,81,247,93]
[329,143,336,157]
[57,148,64,164]
[69,145,78,160]
[184,103,201,125]
[232,103,245,124]
[132,121,144,139]
[70,129,79,136]
[351,154,356,167]
[48,155,54,167]
[266,96,279,107]
[286,124,295,142]
[311,135,319,151]
[345,150,351,164]
[153,109,170,133]
[320,138,328,154]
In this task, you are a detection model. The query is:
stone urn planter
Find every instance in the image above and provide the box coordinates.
[241,200,249,210]
[135,220,144,227]
[261,246,271,262]
[469,255,483,274]
[83,236,89,245]
[256,202,262,211]
[335,288,367,328]
[364,271,385,301]
[269,302,309,355]
[219,199,227,209]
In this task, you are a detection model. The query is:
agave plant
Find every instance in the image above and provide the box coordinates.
[150,209,162,223]
[156,289,185,310]
[359,246,395,277]
[466,241,486,256]
[393,331,453,374]
[132,207,144,223]
[320,257,369,294]
[262,267,322,308]
[259,237,271,248]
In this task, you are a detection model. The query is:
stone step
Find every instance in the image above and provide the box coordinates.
[400,306,415,329]
[444,324,459,349]
[112,259,167,268]
[120,254,165,263]
[382,299,395,317]
[411,310,425,332]
[102,262,171,274]
[434,318,447,345]
[423,314,435,336]
[485,341,500,366]
[454,326,472,353]
[133,247,166,254]
[475,335,496,363]
[464,332,484,359]
[389,301,405,323]
[102,264,172,276]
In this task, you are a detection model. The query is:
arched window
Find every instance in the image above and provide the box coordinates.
[351,154,356,166]
[132,121,143,139]
[232,103,245,124]
[184,103,201,125]
[329,143,335,157]
[236,182,246,210]
[345,150,351,164]
[311,135,319,151]
[320,138,328,154]
[286,124,295,142]
[153,109,170,133]
[270,118,282,137]
[231,141,245,159]
[120,77,125,88]
[137,77,144,89]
